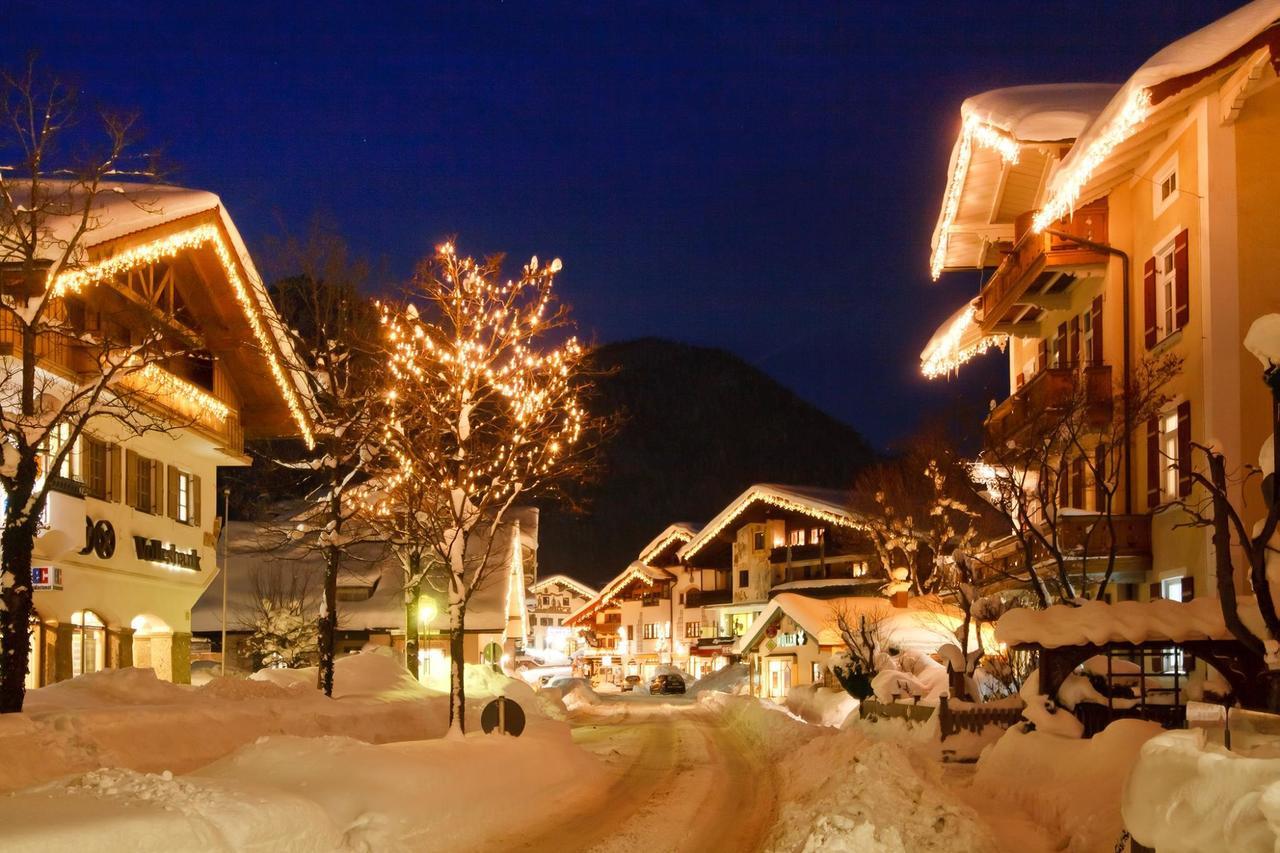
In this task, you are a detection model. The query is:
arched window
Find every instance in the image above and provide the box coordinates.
[70,610,106,677]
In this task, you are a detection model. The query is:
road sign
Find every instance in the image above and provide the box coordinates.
[480,696,526,737]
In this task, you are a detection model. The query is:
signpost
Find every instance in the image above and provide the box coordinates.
[480,696,526,737]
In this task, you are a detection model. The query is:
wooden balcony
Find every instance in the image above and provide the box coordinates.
[977,201,1109,332]
[1058,513,1152,557]
[985,364,1112,446]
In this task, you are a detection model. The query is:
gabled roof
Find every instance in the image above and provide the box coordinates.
[21,181,315,445]
[564,561,676,627]
[678,484,868,565]
[734,592,963,656]
[637,522,700,566]
[530,574,598,599]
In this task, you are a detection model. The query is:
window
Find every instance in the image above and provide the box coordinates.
[1155,238,1177,341]
[685,622,701,638]
[70,610,105,677]
[1153,158,1179,216]
[43,423,82,482]
[811,662,823,683]
[1160,577,1183,602]
[738,569,749,588]
[136,458,154,512]
[176,471,191,522]
[810,528,821,544]
[1159,410,1180,501]
[851,561,869,578]
[166,466,200,525]
[752,530,765,551]
[1081,310,1094,366]
[85,437,109,500]
[788,529,805,546]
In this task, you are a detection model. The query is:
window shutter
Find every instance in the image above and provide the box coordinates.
[125,450,139,508]
[107,444,122,502]
[1058,464,1069,511]
[1173,228,1190,330]
[1071,457,1084,509]
[193,475,202,526]
[1069,316,1081,367]
[1177,400,1192,497]
[1147,416,1161,508]
[1181,576,1195,601]
[167,465,179,521]
[1056,322,1068,367]
[1149,582,1162,600]
[152,460,165,515]
[1037,339,1048,373]
[1144,256,1158,349]
[1091,296,1104,364]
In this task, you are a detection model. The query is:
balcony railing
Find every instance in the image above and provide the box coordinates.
[977,201,1109,330]
[985,364,1112,446]
[1058,513,1152,557]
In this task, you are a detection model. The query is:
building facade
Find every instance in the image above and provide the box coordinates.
[19,183,313,687]
[921,7,1280,608]
[527,574,597,657]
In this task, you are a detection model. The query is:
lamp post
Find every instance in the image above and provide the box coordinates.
[219,487,231,676]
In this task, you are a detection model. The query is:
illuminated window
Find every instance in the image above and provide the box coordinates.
[1160,410,1180,501]
[70,610,106,677]
[177,471,191,523]
[788,529,805,546]
[1154,239,1177,341]
[1153,158,1179,216]
[44,423,82,482]
[752,530,765,551]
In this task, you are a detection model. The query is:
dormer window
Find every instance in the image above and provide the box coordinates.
[1153,157,1179,216]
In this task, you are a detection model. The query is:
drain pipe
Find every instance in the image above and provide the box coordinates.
[1044,229,1133,515]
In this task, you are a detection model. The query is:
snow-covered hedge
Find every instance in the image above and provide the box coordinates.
[784,684,859,727]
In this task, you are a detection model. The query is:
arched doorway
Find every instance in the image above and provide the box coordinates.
[131,614,173,680]
[70,610,106,677]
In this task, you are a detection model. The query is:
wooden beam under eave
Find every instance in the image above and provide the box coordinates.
[992,321,1040,337]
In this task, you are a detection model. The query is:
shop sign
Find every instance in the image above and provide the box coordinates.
[776,629,807,647]
[133,536,202,571]
[79,517,117,559]
[31,566,63,590]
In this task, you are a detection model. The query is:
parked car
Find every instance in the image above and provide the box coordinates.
[649,674,686,695]
[622,674,643,692]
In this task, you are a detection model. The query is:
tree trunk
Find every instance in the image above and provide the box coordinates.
[448,600,466,736]
[405,575,421,680]
[0,461,40,713]
[316,486,342,697]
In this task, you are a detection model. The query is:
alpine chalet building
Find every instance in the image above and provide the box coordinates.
[920,3,1280,606]
[17,183,314,687]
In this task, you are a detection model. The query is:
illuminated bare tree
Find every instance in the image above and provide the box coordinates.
[373,241,595,734]
[0,62,186,712]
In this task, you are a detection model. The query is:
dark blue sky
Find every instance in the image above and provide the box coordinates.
[6,1,1245,448]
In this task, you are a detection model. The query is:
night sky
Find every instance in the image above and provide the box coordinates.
[6,1,1247,448]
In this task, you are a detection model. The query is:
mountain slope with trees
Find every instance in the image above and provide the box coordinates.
[538,338,877,585]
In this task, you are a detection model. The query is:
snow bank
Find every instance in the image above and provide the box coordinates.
[975,718,1164,852]
[0,725,606,852]
[995,597,1254,647]
[697,692,822,759]
[1123,727,1280,853]
[688,662,748,697]
[767,725,999,852]
[23,667,196,710]
[785,684,860,727]
[251,648,434,700]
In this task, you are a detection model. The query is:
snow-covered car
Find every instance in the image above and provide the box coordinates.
[621,674,643,692]
[649,674,686,695]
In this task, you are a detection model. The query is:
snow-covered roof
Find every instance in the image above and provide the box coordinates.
[637,522,700,566]
[994,597,1269,648]
[735,592,962,656]
[769,578,879,593]
[563,561,677,626]
[530,574,597,599]
[15,180,315,443]
[919,301,1008,379]
[929,84,1118,278]
[1036,0,1280,230]
[678,484,867,564]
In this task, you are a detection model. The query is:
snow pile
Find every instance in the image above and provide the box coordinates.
[786,684,860,727]
[697,693,823,759]
[766,726,999,852]
[871,651,951,706]
[995,597,1262,647]
[961,84,1119,142]
[23,667,195,710]
[197,675,312,702]
[975,718,1164,852]
[250,648,435,700]
[1123,727,1280,853]
[0,726,606,852]
[1018,671,1084,737]
[688,662,749,696]
[541,677,600,712]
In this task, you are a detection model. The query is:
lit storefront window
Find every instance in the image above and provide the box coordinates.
[71,610,106,677]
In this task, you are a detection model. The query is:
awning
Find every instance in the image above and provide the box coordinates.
[919,302,1007,379]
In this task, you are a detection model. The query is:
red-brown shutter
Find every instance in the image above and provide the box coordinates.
[1144,256,1158,349]
[1056,322,1068,367]
[1091,296,1104,364]
[1181,576,1195,601]
[1058,465,1069,511]
[1177,400,1192,497]
[1037,339,1048,373]
[1069,315,1081,367]
[1147,416,1161,508]
[1071,457,1084,508]
[1173,228,1190,330]
[1149,582,1162,600]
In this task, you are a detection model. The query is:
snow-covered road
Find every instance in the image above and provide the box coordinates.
[488,696,778,853]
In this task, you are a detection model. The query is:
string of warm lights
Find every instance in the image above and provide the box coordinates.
[569,563,669,624]
[919,304,1008,379]
[48,222,315,448]
[1032,89,1152,233]
[638,527,695,566]
[133,363,231,420]
[930,115,1022,280]
[679,487,872,562]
